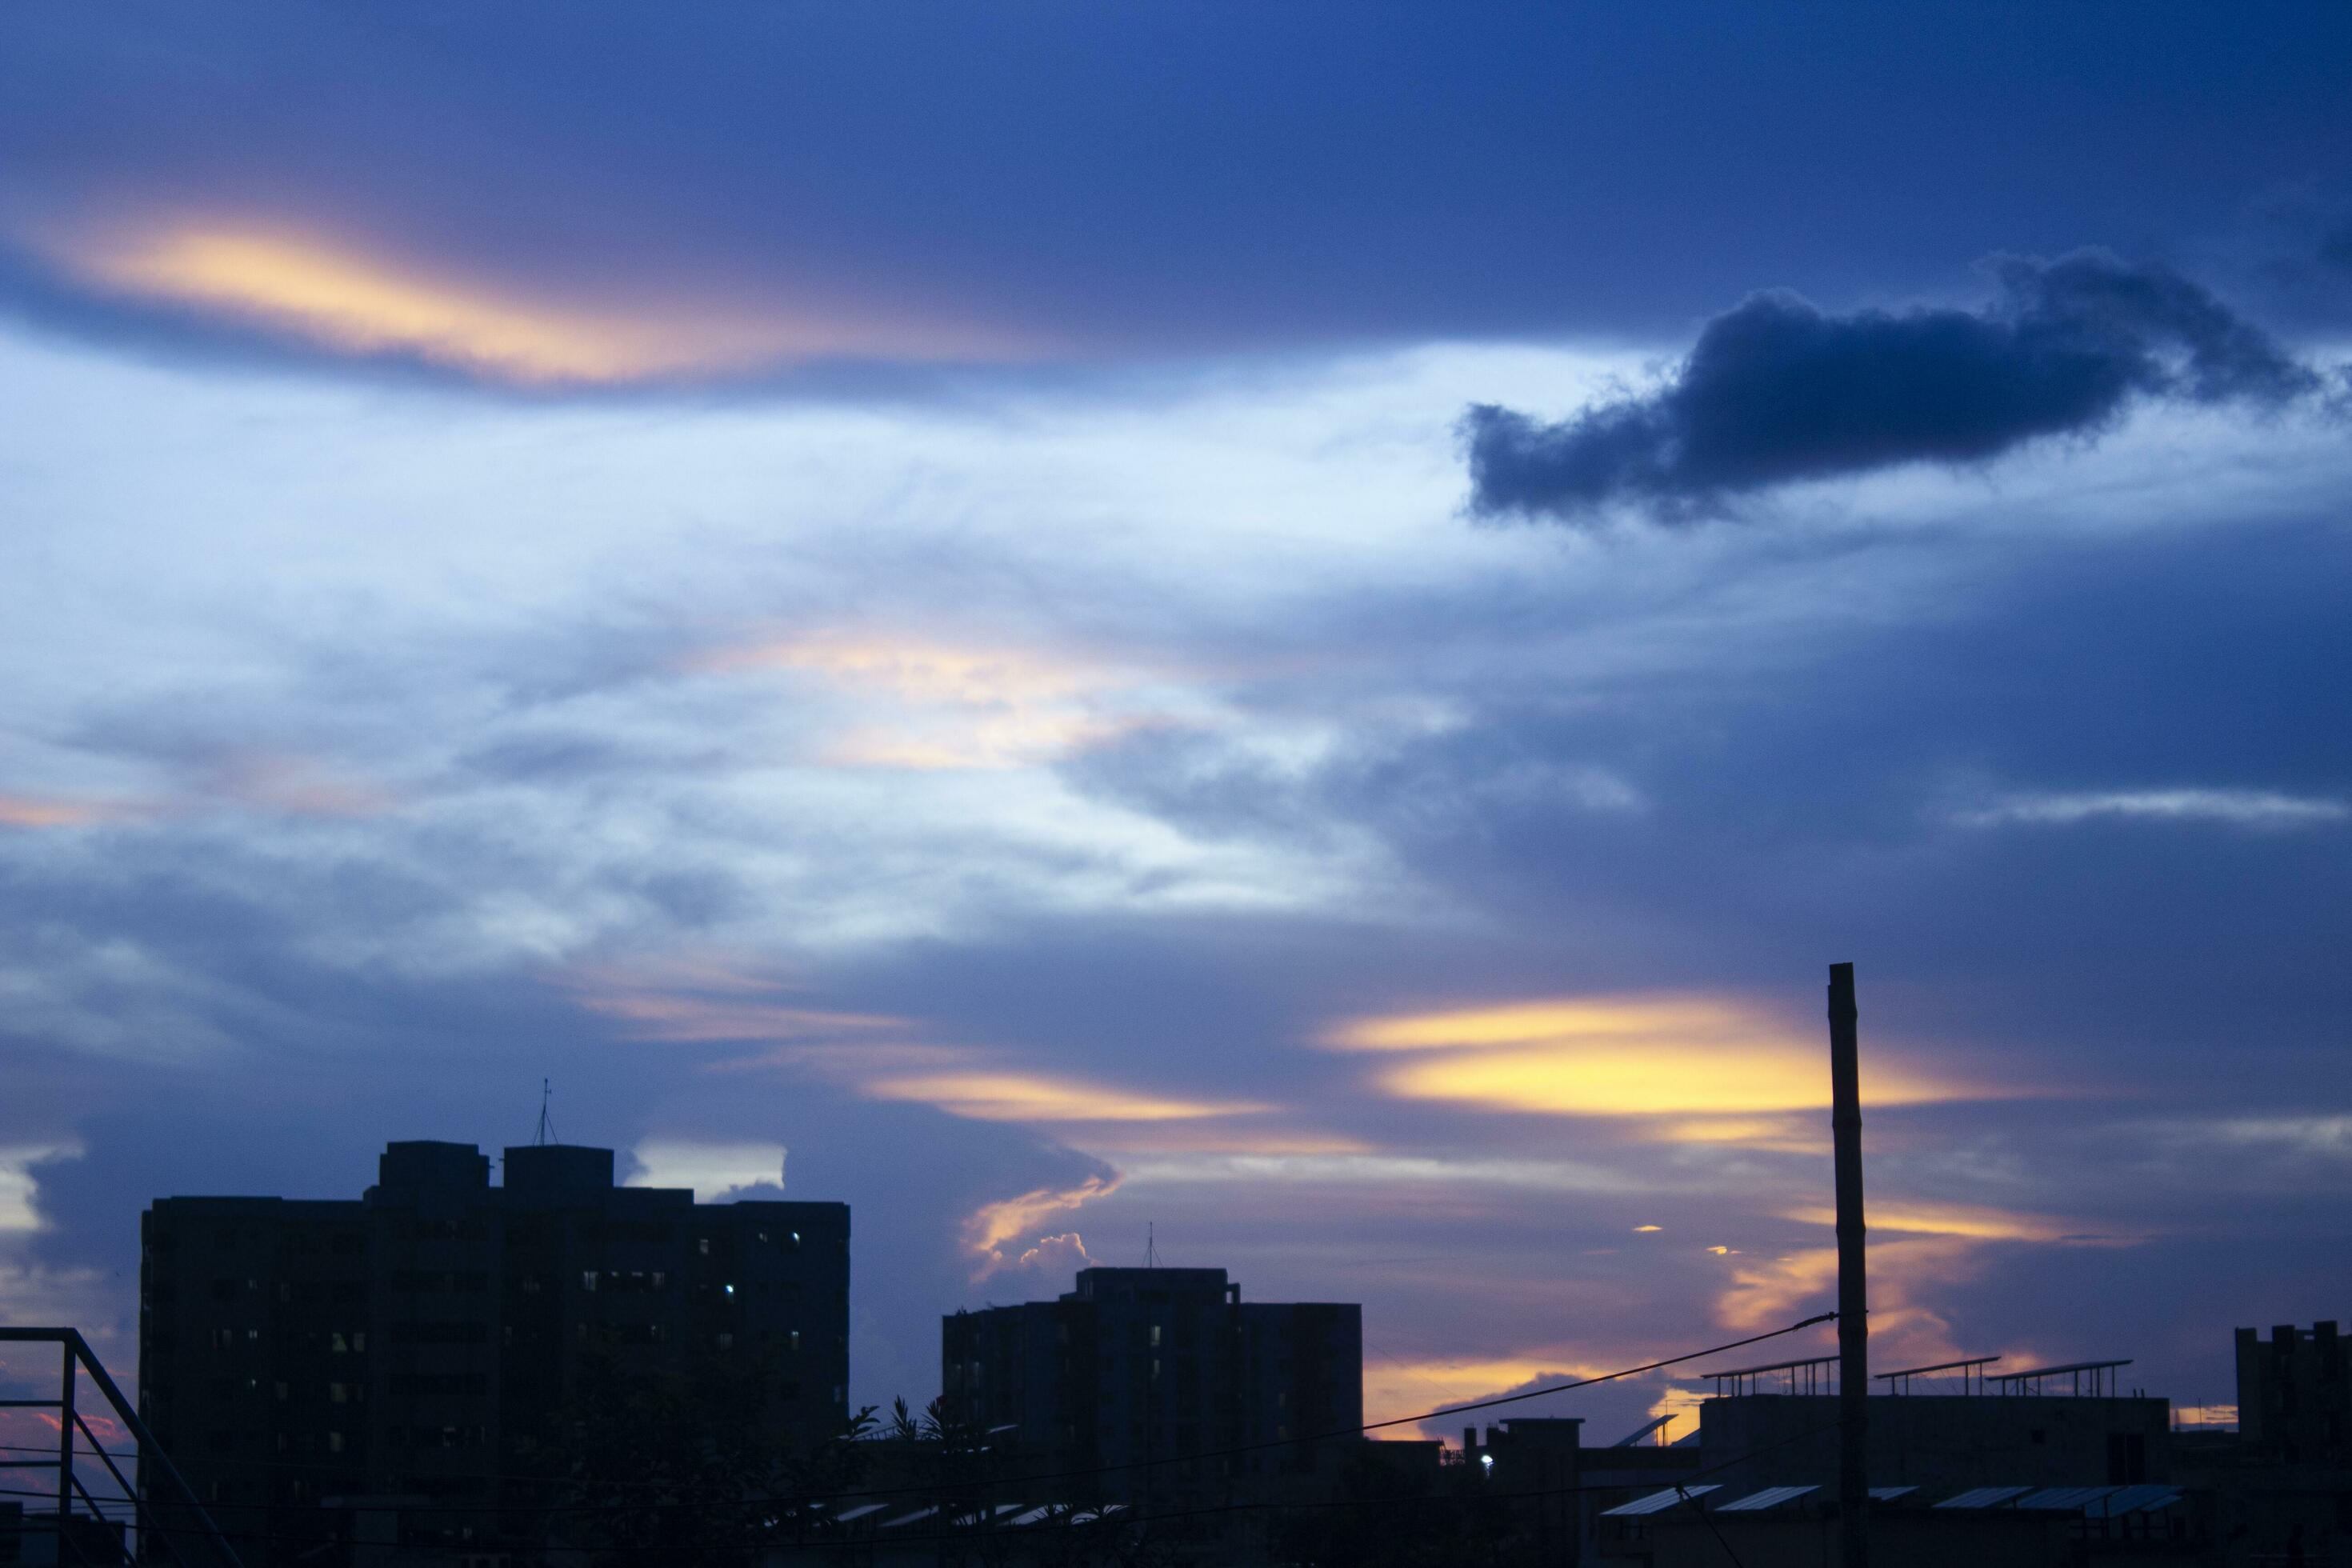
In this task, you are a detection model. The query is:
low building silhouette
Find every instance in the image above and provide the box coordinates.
[137,1139,849,1565]
[940,1265,1360,1510]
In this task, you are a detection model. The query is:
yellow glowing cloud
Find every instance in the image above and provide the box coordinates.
[55,222,1031,385]
[1326,994,1965,1119]
[865,1072,1268,1122]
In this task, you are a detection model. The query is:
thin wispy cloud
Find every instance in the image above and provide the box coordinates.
[1959,787,2349,830]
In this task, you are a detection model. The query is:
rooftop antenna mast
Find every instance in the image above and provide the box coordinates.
[534,1078,558,1146]
[1146,1222,1157,1268]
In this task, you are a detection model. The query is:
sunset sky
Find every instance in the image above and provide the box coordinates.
[2,4,2347,1442]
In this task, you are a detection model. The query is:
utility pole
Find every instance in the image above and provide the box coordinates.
[1828,962,1869,1567]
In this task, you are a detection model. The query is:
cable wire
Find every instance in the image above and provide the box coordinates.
[0,1310,1834,1522]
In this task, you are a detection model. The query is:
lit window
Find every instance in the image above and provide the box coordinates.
[582,1271,598,1292]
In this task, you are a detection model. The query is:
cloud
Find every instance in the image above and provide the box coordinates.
[689,630,1172,772]
[863,1071,1269,1123]
[0,1143,80,1233]
[1463,250,2324,523]
[626,1138,787,1202]
[0,795,139,829]
[964,1175,1120,1278]
[1958,787,2348,830]
[28,218,1038,387]
[1323,994,1970,1119]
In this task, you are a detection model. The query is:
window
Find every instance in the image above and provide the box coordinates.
[328,1432,345,1454]
[716,1333,734,1351]
[582,1270,598,1292]
[789,1330,801,1352]
[698,1238,710,1256]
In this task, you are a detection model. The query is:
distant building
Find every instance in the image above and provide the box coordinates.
[2235,1320,2347,1467]
[138,1140,849,1565]
[940,1266,1360,1506]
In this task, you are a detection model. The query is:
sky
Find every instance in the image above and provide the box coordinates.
[2,2,2348,1444]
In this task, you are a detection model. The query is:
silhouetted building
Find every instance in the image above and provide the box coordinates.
[138,1140,849,1564]
[2235,1320,2347,1466]
[941,1266,1360,1507]
[1694,1355,2172,1496]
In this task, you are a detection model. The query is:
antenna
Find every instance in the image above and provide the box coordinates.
[1146,1222,1157,1269]
[534,1078,557,1147]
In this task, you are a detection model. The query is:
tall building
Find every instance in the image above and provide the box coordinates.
[940,1266,1361,1507]
[138,1140,849,1563]
[2236,1320,2348,1466]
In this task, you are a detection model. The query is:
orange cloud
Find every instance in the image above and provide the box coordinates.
[568,956,1273,1134]
[0,795,141,829]
[49,220,1034,385]
[864,1072,1268,1123]
[1326,994,1968,1120]
[964,1175,1121,1277]
[1778,1201,2122,1245]
[565,958,905,1046]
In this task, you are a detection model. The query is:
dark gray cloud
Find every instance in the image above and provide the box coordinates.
[1464,252,2323,523]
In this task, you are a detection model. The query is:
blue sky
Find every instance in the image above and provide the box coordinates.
[2,4,2347,1438]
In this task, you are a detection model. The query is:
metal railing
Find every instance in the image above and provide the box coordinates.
[0,1326,242,1566]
